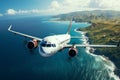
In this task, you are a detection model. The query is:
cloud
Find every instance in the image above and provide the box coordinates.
[88,0,120,10]
[6,9,53,15]
[6,1,61,16]
[7,9,17,15]
[51,1,60,9]
[7,0,88,15]
[6,0,120,16]
[52,0,120,13]
[48,0,91,14]
[102,0,120,10]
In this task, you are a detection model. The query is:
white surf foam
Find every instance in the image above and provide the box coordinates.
[75,29,120,80]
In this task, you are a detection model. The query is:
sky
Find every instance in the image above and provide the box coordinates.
[0,0,120,17]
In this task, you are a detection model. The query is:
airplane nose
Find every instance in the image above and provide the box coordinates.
[39,46,53,57]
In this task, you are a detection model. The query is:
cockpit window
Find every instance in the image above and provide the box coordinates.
[41,41,47,47]
[46,44,51,47]
[41,40,56,47]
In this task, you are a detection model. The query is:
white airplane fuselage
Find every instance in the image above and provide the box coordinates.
[40,34,71,57]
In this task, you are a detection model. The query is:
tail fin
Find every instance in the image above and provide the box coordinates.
[67,19,72,34]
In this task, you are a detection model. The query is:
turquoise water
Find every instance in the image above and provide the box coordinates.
[0,17,119,80]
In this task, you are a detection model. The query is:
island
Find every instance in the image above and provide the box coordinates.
[53,10,120,76]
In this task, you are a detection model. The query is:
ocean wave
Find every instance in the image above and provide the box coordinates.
[75,29,120,80]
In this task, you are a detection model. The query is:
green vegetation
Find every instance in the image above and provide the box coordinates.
[79,20,120,69]
[79,20,120,44]
[53,10,120,70]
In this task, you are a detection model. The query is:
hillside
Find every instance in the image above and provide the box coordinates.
[79,19,120,44]
[53,10,120,76]
[79,19,120,76]
[53,10,120,22]
[79,19,120,67]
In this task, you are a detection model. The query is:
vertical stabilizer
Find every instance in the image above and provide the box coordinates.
[67,19,72,34]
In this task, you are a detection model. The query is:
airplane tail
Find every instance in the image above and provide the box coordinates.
[67,19,72,34]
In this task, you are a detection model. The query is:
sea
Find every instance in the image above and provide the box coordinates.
[0,16,119,80]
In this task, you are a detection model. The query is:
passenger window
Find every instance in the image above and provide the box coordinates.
[52,44,56,47]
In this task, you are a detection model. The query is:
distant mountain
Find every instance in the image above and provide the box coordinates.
[53,10,120,22]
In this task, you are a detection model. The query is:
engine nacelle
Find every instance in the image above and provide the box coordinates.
[89,48,95,53]
[27,39,38,49]
[68,47,78,57]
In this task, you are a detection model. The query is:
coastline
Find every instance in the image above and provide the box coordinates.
[75,28,120,79]
[48,18,120,78]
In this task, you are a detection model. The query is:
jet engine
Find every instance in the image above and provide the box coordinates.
[68,46,78,57]
[27,39,38,49]
[89,48,95,53]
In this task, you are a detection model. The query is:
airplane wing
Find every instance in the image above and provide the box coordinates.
[71,36,88,39]
[66,44,117,48]
[8,25,42,41]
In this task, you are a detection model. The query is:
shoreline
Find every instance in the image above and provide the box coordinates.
[75,28,120,79]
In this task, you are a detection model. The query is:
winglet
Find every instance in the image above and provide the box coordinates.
[8,25,12,31]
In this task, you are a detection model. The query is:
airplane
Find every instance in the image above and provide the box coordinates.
[8,20,119,57]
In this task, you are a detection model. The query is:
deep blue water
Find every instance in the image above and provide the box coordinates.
[0,17,119,80]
